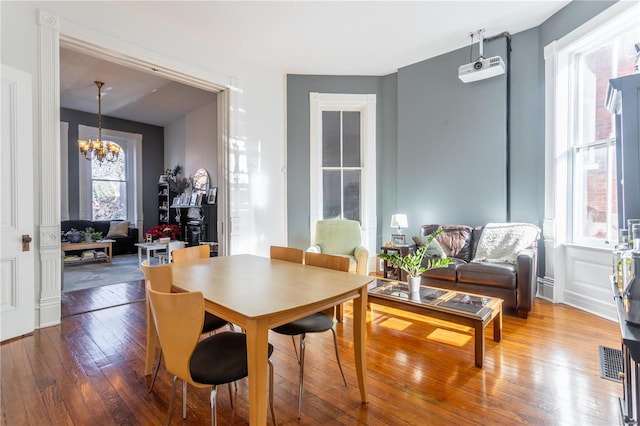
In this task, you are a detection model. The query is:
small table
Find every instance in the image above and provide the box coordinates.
[380,245,411,281]
[61,239,114,264]
[135,242,167,266]
[368,278,502,368]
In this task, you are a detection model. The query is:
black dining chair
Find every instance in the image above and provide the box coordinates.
[140,260,230,398]
[146,283,278,426]
[270,250,348,419]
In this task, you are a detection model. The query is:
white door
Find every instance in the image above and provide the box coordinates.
[1,64,35,341]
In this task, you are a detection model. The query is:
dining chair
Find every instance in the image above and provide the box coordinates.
[271,251,348,419]
[146,283,278,426]
[269,245,304,264]
[140,260,230,397]
[171,244,210,263]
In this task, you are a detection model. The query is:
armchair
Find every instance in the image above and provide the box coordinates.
[307,219,368,275]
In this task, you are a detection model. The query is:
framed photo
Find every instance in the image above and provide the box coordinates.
[391,234,406,246]
[190,193,198,205]
[171,196,180,207]
[207,187,218,204]
[195,193,203,206]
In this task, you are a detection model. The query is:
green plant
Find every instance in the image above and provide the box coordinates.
[379,227,452,278]
[81,227,103,242]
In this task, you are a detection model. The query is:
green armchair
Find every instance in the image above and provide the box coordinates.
[307,219,369,276]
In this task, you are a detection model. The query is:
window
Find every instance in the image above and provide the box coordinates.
[90,147,127,220]
[309,92,376,258]
[321,110,362,221]
[550,4,638,247]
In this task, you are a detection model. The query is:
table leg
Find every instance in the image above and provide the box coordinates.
[474,320,484,368]
[245,319,269,425]
[138,247,143,267]
[107,242,112,263]
[146,249,151,266]
[353,287,369,403]
[493,305,502,342]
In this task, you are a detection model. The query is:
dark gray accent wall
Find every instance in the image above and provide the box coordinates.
[285,1,622,268]
[61,108,164,234]
[286,75,387,249]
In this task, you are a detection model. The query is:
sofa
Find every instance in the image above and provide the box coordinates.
[415,223,540,319]
[61,220,139,255]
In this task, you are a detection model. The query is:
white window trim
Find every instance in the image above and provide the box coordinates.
[543,0,637,319]
[309,92,377,270]
[77,125,143,237]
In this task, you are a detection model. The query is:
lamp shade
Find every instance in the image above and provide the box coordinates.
[390,214,408,230]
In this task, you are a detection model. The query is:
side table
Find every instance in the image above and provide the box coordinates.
[380,245,411,281]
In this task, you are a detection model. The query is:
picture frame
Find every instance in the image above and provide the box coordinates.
[171,196,180,207]
[195,193,203,206]
[190,193,198,206]
[391,234,406,246]
[207,187,218,205]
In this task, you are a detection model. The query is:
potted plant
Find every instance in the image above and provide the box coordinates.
[81,227,103,242]
[379,227,452,294]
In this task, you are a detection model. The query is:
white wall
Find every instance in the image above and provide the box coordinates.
[1,1,287,327]
[164,117,186,172]
[185,101,217,182]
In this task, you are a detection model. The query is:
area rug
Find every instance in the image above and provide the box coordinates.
[63,254,144,293]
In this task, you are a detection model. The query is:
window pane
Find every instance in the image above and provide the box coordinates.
[343,170,360,222]
[93,180,127,221]
[342,111,361,167]
[322,111,340,167]
[322,170,341,219]
[574,144,612,240]
[91,146,125,180]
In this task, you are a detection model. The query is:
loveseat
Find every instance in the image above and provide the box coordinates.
[61,220,139,255]
[415,223,540,318]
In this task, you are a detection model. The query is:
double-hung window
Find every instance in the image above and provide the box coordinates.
[90,148,127,220]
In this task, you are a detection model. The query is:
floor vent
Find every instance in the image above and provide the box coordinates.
[599,345,623,383]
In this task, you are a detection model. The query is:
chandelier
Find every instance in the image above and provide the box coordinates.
[78,81,120,163]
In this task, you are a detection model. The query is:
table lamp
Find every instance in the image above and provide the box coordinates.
[390,214,408,235]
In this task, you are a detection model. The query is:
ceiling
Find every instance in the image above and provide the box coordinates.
[60,1,571,127]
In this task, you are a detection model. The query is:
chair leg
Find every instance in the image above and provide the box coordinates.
[182,380,188,419]
[291,335,300,363]
[227,382,234,410]
[210,385,218,426]
[268,360,278,426]
[148,349,162,393]
[330,328,348,387]
[166,376,178,426]
[297,334,306,419]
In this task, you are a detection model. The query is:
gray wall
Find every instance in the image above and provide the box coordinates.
[286,1,621,268]
[61,108,164,234]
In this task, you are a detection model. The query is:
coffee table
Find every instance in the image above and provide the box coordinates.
[367,278,502,367]
[61,239,114,264]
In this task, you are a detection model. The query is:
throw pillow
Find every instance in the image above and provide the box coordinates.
[412,235,446,258]
[106,221,130,238]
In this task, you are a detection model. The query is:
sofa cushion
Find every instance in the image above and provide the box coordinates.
[472,223,540,264]
[412,235,446,258]
[421,258,465,282]
[421,224,474,262]
[106,221,131,238]
[457,262,516,290]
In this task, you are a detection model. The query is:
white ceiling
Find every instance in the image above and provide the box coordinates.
[60,1,571,126]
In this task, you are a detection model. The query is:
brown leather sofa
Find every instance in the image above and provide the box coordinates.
[417,224,539,318]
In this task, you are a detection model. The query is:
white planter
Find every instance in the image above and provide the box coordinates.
[408,276,421,293]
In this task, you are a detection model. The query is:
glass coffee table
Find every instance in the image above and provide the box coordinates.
[367,278,503,368]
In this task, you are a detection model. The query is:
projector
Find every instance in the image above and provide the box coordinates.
[458,56,505,83]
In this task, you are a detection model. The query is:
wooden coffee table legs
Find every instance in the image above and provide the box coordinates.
[473,303,502,367]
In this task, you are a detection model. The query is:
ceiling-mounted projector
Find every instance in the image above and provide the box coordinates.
[459,29,505,83]
[459,56,505,83]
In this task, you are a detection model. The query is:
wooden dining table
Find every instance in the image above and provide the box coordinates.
[144,254,374,425]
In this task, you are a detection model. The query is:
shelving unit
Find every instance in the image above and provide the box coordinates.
[158,182,177,225]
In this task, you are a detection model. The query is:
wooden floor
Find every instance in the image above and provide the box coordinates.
[2,280,622,425]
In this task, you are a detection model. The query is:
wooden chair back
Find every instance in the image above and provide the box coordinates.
[305,252,350,272]
[304,252,350,318]
[140,260,173,293]
[146,283,203,385]
[270,245,304,264]
[171,245,210,264]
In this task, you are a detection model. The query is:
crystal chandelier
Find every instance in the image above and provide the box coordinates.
[78,81,120,163]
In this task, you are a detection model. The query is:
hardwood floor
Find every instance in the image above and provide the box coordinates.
[2,281,622,425]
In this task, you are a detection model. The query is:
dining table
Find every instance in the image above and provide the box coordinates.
[144,254,374,425]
